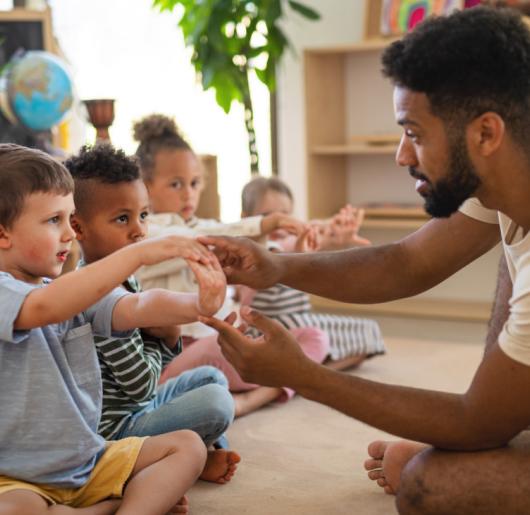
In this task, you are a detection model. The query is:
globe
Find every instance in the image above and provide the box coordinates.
[0,50,74,131]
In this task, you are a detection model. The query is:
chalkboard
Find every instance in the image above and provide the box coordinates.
[0,20,44,65]
[0,8,53,146]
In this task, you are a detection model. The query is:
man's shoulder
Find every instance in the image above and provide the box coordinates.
[459,198,499,225]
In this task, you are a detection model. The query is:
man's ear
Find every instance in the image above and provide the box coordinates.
[70,214,85,241]
[0,224,12,249]
[467,112,505,157]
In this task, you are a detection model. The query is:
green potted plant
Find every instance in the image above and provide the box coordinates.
[153,0,320,173]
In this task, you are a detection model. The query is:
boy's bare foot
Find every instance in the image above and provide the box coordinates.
[363,440,428,495]
[200,449,241,484]
[166,495,189,514]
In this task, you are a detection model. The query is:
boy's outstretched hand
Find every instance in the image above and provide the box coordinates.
[198,236,282,289]
[199,307,316,388]
[187,255,227,317]
[135,234,213,267]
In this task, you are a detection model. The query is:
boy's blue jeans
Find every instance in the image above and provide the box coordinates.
[115,366,234,448]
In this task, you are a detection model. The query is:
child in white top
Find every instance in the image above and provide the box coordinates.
[133,114,306,338]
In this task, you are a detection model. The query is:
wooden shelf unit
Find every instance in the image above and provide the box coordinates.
[310,296,492,324]
[302,1,500,325]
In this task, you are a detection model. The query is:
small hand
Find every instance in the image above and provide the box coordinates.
[317,205,371,251]
[294,225,320,253]
[262,212,308,237]
[199,307,314,387]
[187,254,227,316]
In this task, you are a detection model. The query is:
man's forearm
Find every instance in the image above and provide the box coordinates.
[293,364,502,451]
[275,243,422,303]
[274,215,499,304]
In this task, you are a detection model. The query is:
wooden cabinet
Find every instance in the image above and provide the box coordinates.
[303,35,500,327]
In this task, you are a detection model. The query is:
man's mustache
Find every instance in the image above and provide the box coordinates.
[409,167,429,183]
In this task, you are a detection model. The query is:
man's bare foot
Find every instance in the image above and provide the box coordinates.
[363,440,428,495]
[166,495,189,514]
[200,449,241,484]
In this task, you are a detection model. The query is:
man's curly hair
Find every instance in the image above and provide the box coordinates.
[382,6,530,156]
[64,143,140,216]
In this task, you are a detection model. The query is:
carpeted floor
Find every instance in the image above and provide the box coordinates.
[187,337,483,514]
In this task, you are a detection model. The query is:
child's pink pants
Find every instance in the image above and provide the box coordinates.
[159,327,329,402]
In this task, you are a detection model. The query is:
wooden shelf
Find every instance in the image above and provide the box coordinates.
[306,38,398,55]
[363,206,427,218]
[363,218,426,229]
[311,143,397,156]
[310,296,492,323]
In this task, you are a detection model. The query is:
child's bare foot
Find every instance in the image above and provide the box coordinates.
[364,440,428,495]
[200,449,241,484]
[166,495,189,514]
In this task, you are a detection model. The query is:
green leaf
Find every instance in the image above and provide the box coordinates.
[287,0,320,20]
[152,0,180,13]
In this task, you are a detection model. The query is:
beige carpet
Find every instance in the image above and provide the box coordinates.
[187,337,483,514]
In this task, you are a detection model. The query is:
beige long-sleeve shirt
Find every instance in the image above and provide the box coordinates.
[136,213,263,338]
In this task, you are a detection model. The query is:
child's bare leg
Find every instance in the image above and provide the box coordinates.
[117,430,206,515]
[233,386,283,417]
[200,450,241,484]
[0,490,120,515]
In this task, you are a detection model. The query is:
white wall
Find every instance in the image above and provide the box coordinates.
[276,0,366,217]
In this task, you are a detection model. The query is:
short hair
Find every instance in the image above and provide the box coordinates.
[0,143,73,229]
[382,7,530,156]
[133,114,193,182]
[64,143,140,216]
[241,176,293,215]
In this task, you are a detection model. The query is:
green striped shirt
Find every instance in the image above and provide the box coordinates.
[92,274,181,439]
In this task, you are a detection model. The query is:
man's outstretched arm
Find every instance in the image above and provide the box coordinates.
[203,309,530,452]
[202,212,500,304]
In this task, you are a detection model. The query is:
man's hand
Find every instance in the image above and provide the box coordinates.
[199,307,317,387]
[143,325,181,349]
[135,235,213,267]
[198,236,282,289]
[188,255,227,316]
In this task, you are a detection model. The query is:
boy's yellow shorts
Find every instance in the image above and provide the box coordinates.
[0,436,146,507]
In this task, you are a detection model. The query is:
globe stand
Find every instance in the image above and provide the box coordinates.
[83,99,115,142]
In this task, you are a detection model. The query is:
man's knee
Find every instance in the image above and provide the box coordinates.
[395,450,438,515]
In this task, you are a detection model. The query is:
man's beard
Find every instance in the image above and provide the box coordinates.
[413,137,481,218]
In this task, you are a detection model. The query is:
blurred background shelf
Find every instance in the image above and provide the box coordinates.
[311,296,492,323]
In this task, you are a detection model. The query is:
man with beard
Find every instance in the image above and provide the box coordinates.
[198,7,530,514]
